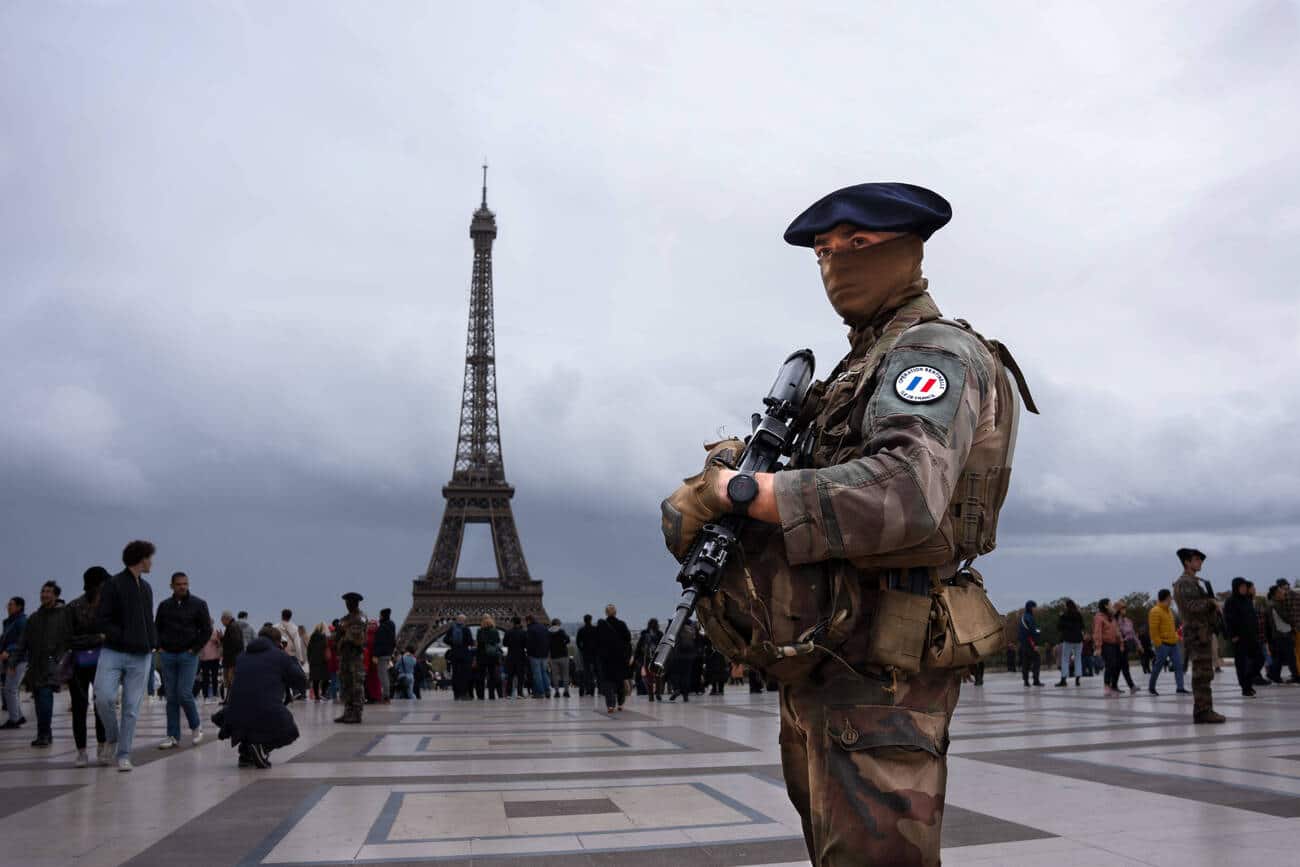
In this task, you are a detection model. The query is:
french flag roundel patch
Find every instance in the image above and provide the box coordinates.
[895,366,948,403]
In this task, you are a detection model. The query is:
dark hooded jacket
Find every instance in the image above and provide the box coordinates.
[97,569,157,654]
[1223,578,1259,648]
[594,615,632,680]
[212,637,306,749]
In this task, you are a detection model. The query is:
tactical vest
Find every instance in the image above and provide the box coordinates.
[695,294,1037,681]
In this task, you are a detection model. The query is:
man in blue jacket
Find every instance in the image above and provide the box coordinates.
[94,540,159,771]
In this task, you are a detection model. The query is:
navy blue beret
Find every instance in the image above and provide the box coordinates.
[783,182,952,247]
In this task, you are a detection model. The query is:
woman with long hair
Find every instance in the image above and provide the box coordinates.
[1093,598,1123,697]
[1113,601,1139,693]
[474,614,503,700]
[307,624,329,701]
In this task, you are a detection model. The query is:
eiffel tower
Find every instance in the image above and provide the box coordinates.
[398,168,548,652]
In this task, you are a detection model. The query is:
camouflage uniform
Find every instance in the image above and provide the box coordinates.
[335,609,367,723]
[1172,571,1219,720]
[692,291,1030,866]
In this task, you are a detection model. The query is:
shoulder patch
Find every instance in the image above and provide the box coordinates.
[895,366,947,403]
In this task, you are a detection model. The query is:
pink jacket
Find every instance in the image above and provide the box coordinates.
[1093,613,1121,648]
[199,628,222,661]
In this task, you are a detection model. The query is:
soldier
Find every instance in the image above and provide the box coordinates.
[1171,548,1225,724]
[333,592,367,724]
[661,183,1036,865]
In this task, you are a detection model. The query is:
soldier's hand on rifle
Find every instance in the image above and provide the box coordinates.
[660,438,744,561]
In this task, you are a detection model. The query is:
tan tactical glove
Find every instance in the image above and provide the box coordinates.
[660,438,745,562]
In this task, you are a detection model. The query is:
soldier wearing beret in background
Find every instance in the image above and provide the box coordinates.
[661,183,1038,865]
[1172,548,1226,724]
[334,592,367,724]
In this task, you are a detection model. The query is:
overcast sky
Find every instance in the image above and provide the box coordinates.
[3,2,1299,630]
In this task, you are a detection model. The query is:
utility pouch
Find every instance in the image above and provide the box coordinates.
[864,588,932,674]
[925,567,1004,669]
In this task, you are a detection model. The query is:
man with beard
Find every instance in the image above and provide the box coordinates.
[660,183,1036,865]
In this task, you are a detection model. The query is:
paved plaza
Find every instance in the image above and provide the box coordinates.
[2,670,1299,865]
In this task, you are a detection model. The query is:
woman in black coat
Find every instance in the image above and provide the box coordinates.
[213,627,307,768]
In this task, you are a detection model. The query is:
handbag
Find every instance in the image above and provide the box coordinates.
[75,648,101,668]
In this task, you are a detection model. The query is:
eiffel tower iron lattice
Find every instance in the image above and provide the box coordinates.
[399,168,548,653]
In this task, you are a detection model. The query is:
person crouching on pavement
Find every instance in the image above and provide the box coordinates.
[213,625,306,768]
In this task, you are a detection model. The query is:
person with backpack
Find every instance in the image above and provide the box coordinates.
[474,614,503,700]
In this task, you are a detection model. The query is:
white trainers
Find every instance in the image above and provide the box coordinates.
[191,728,204,746]
[99,742,116,766]
[158,736,178,750]
[117,757,133,772]
[74,749,89,767]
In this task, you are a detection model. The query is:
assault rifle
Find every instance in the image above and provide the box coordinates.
[651,348,816,675]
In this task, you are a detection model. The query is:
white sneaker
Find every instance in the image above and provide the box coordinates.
[191,728,204,746]
[117,757,133,772]
[158,736,178,750]
[99,742,116,766]
[74,749,89,768]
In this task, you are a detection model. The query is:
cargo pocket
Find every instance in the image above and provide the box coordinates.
[818,705,950,860]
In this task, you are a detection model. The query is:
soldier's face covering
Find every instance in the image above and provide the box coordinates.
[819,234,925,327]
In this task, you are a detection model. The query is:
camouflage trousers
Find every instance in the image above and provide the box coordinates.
[338,652,365,719]
[779,666,961,867]
[1190,634,1216,717]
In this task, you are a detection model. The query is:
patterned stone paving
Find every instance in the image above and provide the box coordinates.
[1,669,1298,865]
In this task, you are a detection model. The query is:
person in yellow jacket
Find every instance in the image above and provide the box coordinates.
[1148,588,1188,696]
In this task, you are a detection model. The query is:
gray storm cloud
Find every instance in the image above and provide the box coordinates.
[2,2,1299,627]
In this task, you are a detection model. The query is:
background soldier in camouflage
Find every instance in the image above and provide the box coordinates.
[334,592,367,724]
[1171,548,1225,724]
[661,183,1036,866]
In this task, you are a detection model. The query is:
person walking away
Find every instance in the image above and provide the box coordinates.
[213,625,306,768]
[236,611,255,646]
[1055,598,1085,687]
[524,614,551,698]
[198,623,222,702]
[1265,585,1297,684]
[20,581,70,747]
[1225,577,1265,697]
[372,609,397,703]
[1138,626,1154,675]
[1147,589,1187,695]
[668,617,698,701]
[307,623,329,700]
[155,571,212,749]
[444,614,475,700]
[634,618,664,701]
[94,540,160,770]
[474,615,503,700]
[276,610,306,701]
[393,646,417,698]
[334,593,367,723]
[1173,548,1226,723]
[67,568,109,765]
[1,597,28,728]
[503,616,527,699]
[1113,600,1139,693]
[548,619,571,698]
[594,604,631,714]
[1019,601,1043,687]
[576,614,598,697]
[219,612,244,701]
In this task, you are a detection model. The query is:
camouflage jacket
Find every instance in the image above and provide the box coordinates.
[336,610,367,656]
[698,291,1022,679]
[1172,572,1217,629]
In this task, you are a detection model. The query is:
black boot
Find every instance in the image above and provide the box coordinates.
[1055,679,1067,687]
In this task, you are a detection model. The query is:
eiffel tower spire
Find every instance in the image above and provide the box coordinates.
[399,171,547,652]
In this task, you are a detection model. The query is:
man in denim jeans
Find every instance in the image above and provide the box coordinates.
[1148,588,1188,696]
[154,571,212,750]
[94,540,159,771]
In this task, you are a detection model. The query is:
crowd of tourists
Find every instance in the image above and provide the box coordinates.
[1010,577,1300,701]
